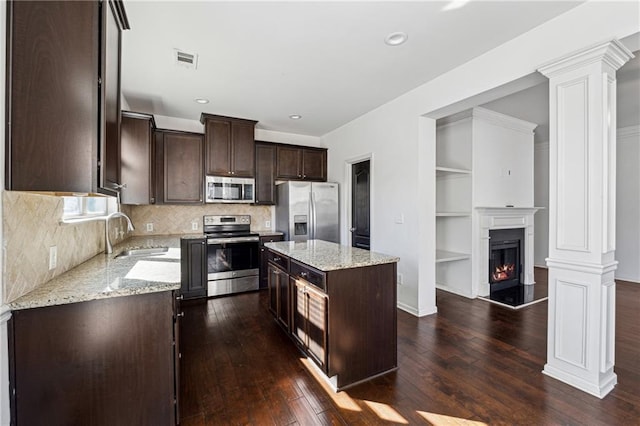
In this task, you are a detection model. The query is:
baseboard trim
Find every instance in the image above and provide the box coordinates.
[435,283,475,299]
[542,364,617,399]
[614,275,640,284]
[397,301,437,316]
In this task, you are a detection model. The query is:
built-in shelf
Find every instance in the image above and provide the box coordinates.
[436,250,471,263]
[435,166,472,176]
[436,212,471,217]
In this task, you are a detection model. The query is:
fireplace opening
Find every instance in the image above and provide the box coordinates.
[489,228,524,292]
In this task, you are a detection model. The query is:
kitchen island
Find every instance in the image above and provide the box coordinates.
[8,236,182,425]
[265,239,399,391]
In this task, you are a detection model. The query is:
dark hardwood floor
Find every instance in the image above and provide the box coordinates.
[179,269,640,425]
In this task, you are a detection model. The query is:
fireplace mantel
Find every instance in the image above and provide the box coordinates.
[474,207,542,296]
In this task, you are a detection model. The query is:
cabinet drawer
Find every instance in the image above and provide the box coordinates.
[260,234,284,245]
[268,250,289,271]
[290,260,326,292]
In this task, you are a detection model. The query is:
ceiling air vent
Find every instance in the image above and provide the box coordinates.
[174,49,198,70]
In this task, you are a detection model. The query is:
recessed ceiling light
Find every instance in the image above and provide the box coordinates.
[195,98,209,104]
[384,32,408,46]
[289,114,302,120]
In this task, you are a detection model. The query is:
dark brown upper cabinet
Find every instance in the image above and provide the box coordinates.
[120,112,156,205]
[5,0,129,194]
[100,0,128,195]
[254,142,276,205]
[200,114,257,178]
[154,129,204,205]
[276,145,327,181]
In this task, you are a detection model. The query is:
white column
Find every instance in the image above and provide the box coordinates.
[538,40,633,398]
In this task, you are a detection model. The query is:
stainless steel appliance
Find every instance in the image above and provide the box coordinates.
[204,215,260,296]
[205,176,255,203]
[275,181,339,243]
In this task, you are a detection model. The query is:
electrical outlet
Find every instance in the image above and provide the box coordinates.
[146,223,154,232]
[265,220,271,228]
[49,246,57,270]
[191,221,199,231]
[397,273,403,285]
[395,214,405,224]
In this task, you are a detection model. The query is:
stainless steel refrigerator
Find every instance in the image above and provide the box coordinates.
[275,181,339,243]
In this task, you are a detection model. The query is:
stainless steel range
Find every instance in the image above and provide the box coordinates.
[204,215,260,297]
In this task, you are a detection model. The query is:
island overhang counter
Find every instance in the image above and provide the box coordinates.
[265,239,400,391]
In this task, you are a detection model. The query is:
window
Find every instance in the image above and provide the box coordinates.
[62,195,109,219]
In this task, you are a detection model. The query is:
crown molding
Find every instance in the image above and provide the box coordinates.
[538,39,634,78]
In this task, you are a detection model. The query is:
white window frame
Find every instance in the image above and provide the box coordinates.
[61,195,114,221]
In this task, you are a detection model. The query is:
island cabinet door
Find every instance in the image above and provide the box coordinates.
[268,263,289,330]
[291,280,307,347]
[277,270,290,330]
[304,283,328,370]
[291,279,328,372]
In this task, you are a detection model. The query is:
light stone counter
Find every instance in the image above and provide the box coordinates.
[10,235,183,310]
[264,239,399,272]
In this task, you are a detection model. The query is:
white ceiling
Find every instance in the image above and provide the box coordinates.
[121,1,583,137]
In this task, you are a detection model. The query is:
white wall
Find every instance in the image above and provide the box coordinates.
[534,142,550,267]
[472,111,536,208]
[324,91,425,315]
[322,1,639,315]
[534,128,640,283]
[616,126,640,282]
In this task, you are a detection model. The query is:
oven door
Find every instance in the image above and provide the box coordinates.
[206,238,259,280]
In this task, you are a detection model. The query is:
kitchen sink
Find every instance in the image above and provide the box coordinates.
[114,247,169,259]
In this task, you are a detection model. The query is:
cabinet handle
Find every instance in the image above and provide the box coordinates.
[303,175,306,178]
[113,183,127,189]
[299,271,308,277]
[176,295,184,300]
[177,312,185,317]
[273,257,281,261]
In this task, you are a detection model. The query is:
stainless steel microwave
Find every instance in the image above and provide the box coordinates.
[205,176,255,203]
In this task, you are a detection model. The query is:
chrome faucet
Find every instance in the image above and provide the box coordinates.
[105,212,135,254]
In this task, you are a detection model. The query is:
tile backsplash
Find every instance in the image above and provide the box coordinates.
[1,192,273,303]
[129,204,274,235]
[2,192,131,303]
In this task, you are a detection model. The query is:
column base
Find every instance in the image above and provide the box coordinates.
[543,363,617,399]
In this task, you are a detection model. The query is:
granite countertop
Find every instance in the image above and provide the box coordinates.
[10,235,183,311]
[264,239,399,272]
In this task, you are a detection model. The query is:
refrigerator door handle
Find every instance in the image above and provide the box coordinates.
[310,191,316,240]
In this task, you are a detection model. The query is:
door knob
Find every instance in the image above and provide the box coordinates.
[349,227,356,232]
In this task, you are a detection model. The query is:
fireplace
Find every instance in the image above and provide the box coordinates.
[489,228,524,292]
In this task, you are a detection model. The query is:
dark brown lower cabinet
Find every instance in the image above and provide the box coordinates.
[180,238,207,299]
[9,291,179,425]
[259,234,284,289]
